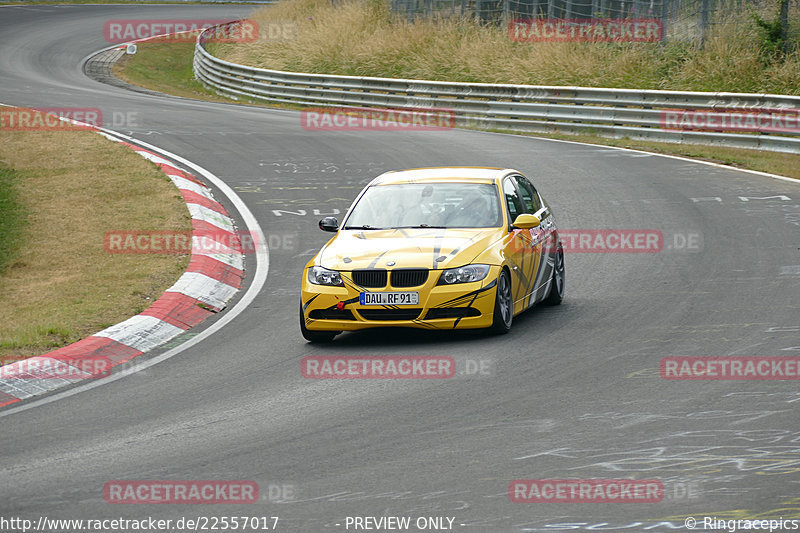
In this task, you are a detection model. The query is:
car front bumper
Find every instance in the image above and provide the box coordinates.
[301,266,501,331]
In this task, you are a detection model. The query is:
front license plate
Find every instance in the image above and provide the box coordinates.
[360,292,419,306]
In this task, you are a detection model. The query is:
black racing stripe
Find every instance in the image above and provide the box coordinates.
[432,231,445,269]
[434,278,497,307]
[509,255,530,302]
[453,291,481,328]
[514,235,535,302]
[437,291,491,308]
[367,250,388,269]
[448,233,480,257]
[511,233,532,302]
[527,244,549,307]
[302,294,319,311]
[342,275,369,293]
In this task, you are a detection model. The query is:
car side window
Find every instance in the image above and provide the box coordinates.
[503,177,524,223]
[514,175,542,214]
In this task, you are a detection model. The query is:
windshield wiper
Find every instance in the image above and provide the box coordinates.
[344,225,384,230]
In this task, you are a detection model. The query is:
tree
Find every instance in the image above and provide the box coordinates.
[752,0,792,55]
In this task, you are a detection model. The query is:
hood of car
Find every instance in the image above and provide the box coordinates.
[318,228,501,271]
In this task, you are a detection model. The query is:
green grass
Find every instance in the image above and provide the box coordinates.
[113,40,235,103]
[0,164,28,274]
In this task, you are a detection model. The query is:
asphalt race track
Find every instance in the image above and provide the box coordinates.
[1,4,799,532]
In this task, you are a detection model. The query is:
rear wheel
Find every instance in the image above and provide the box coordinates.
[543,244,565,306]
[299,305,339,342]
[490,269,513,334]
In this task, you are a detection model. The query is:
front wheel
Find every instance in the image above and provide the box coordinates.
[299,305,339,342]
[543,244,565,306]
[490,269,513,334]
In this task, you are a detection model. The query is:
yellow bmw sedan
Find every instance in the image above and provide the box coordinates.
[300,167,564,342]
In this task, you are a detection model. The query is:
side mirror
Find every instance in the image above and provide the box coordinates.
[511,213,541,229]
[319,217,339,232]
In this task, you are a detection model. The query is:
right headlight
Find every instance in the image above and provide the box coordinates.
[437,264,491,285]
[307,266,344,286]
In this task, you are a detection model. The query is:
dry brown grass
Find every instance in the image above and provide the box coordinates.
[203,0,800,179]
[0,111,191,357]
[114,20,798,182]
[215,0,800,94]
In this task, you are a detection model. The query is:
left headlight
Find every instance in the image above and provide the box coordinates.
[437,264,491,285]
[308,266,344,286]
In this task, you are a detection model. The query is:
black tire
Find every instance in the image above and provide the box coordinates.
[299,305,339,342]
[543,244,565,306]
[490,269,513,334]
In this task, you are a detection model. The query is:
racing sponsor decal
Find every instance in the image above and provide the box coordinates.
[301,107,456,131]
[103,19,261,43]
[509,18,663,42]
[509,479,664,503]
[660,356,800,380]
[103,481,258,504]
[103,230,260,254]
[661,109,800,134]
[301,356,455,379]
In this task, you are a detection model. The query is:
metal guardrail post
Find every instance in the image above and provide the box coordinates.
[699,0,710,44]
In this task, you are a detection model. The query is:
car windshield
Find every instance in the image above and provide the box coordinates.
[344,182,502,229]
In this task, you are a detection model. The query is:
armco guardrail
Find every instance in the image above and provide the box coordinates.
[194,22,800,154]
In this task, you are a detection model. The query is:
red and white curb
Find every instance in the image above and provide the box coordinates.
[0,127,246,408]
